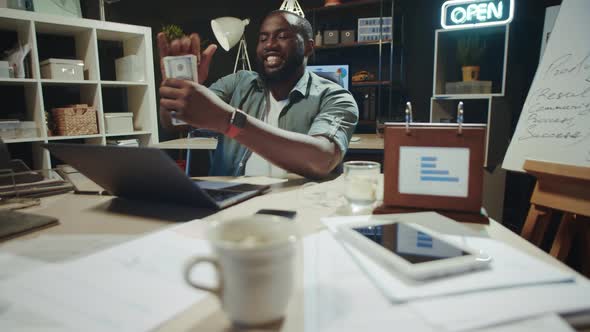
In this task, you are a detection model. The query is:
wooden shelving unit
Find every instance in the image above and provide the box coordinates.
[0,8,158,170]
[306,0,405,133]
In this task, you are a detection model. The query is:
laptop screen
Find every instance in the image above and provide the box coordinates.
[308,65,350,90]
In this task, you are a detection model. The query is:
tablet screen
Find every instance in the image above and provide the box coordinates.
[352,223,469,264]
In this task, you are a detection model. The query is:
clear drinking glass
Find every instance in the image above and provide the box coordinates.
[343,161,381,212]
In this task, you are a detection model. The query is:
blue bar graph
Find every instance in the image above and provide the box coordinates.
[421,163,437,168]
[421,170,449,175]
[420,176,459,182]
[419,154,461,183]
[420,156,437,162]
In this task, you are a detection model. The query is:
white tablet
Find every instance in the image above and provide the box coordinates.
[335,219,492,280]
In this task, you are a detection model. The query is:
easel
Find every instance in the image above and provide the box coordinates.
[520,159,590,274]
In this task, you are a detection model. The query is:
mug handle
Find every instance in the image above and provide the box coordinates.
[184,256,223,297]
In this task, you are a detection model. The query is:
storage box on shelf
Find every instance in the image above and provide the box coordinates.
[0,61,10,78]
[115,54,145,82]
[104,112,133,134]
[0,8,158,170]
[51,104,98,136]
[0,120,38,139]
[40,58,84,80]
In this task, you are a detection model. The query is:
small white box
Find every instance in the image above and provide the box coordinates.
[0,61,10,78]
[40,58,84,80]
[0,120,19,139]
[115,55,145,82]
[104,112,134,134]
[17,121,38,138]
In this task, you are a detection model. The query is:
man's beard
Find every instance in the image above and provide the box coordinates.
[256,51,304,83]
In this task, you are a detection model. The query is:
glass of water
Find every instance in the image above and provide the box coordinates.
[343,161,381,212]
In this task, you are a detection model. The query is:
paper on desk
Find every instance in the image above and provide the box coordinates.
[409,282,590,331]
[478,314,575,332]
[0,234,134,262]
[303,231,435,332]
[0,227,212,331]
[0,253,48,281]
[322,214,574,302]
[0,234,133,281]
[229,176,289,185]
[304,229,587,332]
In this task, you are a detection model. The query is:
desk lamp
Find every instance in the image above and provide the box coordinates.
[211,17,252,73]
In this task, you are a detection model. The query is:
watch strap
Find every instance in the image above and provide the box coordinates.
[225,109,246,138]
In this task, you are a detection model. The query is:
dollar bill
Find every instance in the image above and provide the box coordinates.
[163,55,198,125]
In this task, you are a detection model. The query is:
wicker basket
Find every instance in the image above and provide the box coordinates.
[51,104,98,136]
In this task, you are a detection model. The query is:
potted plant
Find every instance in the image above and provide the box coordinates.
[161,24,185,42]
[456,34,485,82]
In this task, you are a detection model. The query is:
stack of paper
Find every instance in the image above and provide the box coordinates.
[106,138,139,147]
[303,213,590,332]
[0,226,211,331]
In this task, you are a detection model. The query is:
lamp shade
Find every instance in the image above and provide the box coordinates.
[211,17,250,51]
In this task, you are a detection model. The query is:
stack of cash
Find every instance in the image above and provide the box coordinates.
[162,55,198,126]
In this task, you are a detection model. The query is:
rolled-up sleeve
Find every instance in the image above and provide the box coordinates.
[208,72,242,102]
[308,89,359,156]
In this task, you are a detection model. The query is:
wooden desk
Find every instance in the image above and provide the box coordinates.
[153,134,384,151]
[3,176,587,331]
[153,137,218,150]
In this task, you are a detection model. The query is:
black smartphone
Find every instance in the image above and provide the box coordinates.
[255,209,297,220]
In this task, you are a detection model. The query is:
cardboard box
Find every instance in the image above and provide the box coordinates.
[323,30,339,44]
[40,58,84,81]
[104,112,134,134]
[340,30,355,44]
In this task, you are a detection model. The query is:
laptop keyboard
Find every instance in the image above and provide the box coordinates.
[204,189,243,202]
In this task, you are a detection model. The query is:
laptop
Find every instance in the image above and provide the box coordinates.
[43,143,270,209]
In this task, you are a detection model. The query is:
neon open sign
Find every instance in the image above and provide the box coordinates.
[441,0,514,29]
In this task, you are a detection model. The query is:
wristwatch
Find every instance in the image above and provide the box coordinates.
[225,109,247,138]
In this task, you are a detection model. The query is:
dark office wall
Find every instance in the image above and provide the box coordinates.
[103,0,562,230]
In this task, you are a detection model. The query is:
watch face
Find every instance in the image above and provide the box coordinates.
[232,110,247,128]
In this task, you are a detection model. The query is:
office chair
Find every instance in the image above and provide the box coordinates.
[185,128,218,177]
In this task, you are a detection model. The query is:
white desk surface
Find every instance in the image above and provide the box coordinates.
[154,134,384,150]
[2,176,587,331]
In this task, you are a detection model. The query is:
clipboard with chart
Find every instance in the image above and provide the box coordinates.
[376,121,488,224]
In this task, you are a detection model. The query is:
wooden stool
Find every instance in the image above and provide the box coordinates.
[520,160,590,271]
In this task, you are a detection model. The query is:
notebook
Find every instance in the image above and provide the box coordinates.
[43,143,270,209]
[0,210,59,242]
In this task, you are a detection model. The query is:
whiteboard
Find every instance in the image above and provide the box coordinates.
[502,0,590,172]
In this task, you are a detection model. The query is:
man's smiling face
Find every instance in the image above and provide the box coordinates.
[256,12,305,83]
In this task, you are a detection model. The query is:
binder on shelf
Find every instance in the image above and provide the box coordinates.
[375,103,488,223]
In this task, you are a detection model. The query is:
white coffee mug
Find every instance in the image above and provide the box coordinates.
[184,215,299,326]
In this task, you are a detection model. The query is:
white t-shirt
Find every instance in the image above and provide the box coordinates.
[245,93,289,177]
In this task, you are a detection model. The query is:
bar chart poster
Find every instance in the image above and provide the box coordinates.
[398,147,470,197]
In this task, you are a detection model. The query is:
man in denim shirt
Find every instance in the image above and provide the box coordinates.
[159,10,358,179]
